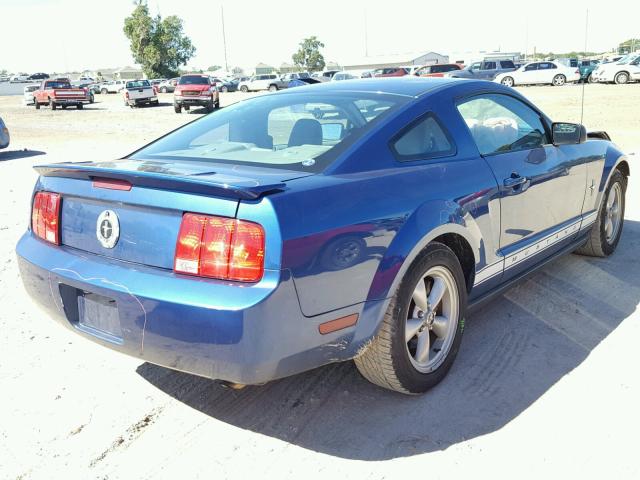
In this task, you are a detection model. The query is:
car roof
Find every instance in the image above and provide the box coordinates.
[276,77,465,98]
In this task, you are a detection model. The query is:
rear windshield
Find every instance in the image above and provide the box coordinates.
[179,76,209,85]
[126,80,150,88]
[46,81,71,89]
[130,91,409,172]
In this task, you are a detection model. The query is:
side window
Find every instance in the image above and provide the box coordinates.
[456,94,549,155]
[500,60,515,69]
[391,114,455,161]
[483,61,497,70]
[524,63,539,71]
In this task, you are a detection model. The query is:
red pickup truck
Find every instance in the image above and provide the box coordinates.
[33,79,89,110]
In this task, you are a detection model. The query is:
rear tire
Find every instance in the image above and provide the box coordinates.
[614,71,629,84]
[161,87,168,93]
[268,84,278,92]
[174,103,181,113]
[587,73,596,84]
[240,85,248,93]
[77,103,83,110]
[101,88,108,94]
[220,86,228,93]
[574,170,626,257]
[354,242,467,394]
[552,74,566,86]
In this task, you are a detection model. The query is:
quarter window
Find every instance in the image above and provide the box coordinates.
[391,114,455,160]
[457,94,549,155]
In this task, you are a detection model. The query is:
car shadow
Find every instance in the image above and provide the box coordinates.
[137,219,640,460]
[0,149,46,161]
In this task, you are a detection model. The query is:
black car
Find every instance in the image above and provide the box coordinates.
[27,73,50,81]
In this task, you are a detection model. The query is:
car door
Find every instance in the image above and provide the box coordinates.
[479,61,498,79]
[629,55,640,80]
[456,93,587,280]
[521,62,540,84]
[537,62,557,84]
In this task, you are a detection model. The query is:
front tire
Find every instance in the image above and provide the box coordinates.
[354,242,467,394]
[587,73,596,84]
[101,88,108,94]
[34,100,40,109]
[220,86,228,93]
[174,103,182,113]
[552,74,566,86]
[161,87,168,93]
[77,103,83,110]
[268,84,278,92]
[240,85,248,93]
[501,76,514,87]
[49,98,56,110]
[575,170,626,257]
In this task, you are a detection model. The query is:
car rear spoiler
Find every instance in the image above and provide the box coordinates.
[34,163,286,200]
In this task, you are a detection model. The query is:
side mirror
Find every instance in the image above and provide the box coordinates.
[321,123,344,141]
[552,122,587,145]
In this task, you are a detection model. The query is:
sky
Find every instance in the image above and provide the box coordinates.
[1,0,638,74]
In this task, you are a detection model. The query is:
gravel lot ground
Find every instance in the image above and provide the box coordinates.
[0,85,639,479]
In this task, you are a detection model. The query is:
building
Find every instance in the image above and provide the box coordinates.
[448,51,522,66]
[279,62,298,74]
[340,51,448,72]
[255,62,275,75]
[113,66,144,80]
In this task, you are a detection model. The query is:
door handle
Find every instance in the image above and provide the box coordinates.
[503,174,528,188]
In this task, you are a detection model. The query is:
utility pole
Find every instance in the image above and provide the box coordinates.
[364,7,369,57]
[221,5,229,71]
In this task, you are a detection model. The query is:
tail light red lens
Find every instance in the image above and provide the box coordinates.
[31,191,61,245]
[174,213,265,282]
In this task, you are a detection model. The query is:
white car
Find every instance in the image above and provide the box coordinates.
[238,74,278,92]
[23,85,39,105]
[10,73,29,83]
[591,53,640,84]
[332,71,359,81]
[99,80,126,94]
[495,61,580,87]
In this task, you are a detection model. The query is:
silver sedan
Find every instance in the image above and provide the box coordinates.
[0,116,9,149]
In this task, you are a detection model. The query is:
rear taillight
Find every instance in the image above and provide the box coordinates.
[174,213,265,282]
[31,191,61,245]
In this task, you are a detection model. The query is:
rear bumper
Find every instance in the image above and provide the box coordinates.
[53,98,89,104]
[127,96,157,105]
[16,232,373,384]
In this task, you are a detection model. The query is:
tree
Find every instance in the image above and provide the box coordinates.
[618,38,640,54]
[123,0,195,78]
[207,65,222,72]
[292,36,325,72]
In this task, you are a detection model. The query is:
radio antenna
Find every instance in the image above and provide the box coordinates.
[580,9,589,126]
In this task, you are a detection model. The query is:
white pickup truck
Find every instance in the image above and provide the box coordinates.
[123,79,158,107]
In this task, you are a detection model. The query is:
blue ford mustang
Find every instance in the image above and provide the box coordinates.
[16,78,629,394]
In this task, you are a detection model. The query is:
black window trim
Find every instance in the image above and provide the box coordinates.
[454,91,553,158]
[389,111,458,162]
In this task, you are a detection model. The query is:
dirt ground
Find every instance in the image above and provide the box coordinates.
[0,85,639,479]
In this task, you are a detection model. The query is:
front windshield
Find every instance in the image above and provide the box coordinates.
[130,91,409,172]
[616,54,634,64]
[179,75,209,85]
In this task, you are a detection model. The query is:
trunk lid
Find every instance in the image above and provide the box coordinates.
[36,158,311,269]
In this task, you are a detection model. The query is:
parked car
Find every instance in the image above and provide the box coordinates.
[445,60,517,80]
[33,79,89,110]
[332,71,359,81]
[23,85,39,105]
[158,78,179,93]
[218,79,239,93]
[27,73,50,81]
[174,74,219,113]
[591,53,640,84]
[238,74,278,92]
[311,70,340,82]
[269,72,311,91]
[0,116,8,149]
[495,61,580,86]
[10,73,29,83]
[415,64,463,77]
[579,60,600,83]
[373,67,408,77]
[15,78,630,394]
[0,75,10,82]
[123,79,158,107]
[100,80,126,94]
